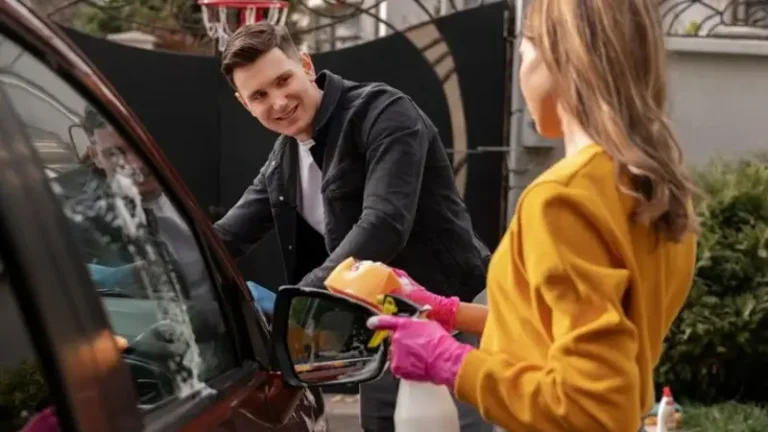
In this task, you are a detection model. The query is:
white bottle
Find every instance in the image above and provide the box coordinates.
[394,379,461,432]
[656,386,676,432]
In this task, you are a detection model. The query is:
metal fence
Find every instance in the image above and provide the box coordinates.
[662,0,768,38]
[291,0,494,53]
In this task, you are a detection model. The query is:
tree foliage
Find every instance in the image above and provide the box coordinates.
[656,154,768,404]
[46,0,309,54]
[72,0,192,35]
[69,0,212,53]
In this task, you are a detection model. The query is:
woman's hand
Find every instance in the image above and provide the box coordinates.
[390,268,460,331]
[367,315,473,388]
[20,407,59,432]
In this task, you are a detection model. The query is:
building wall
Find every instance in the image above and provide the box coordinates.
[666,37,768,165]
[505,35,768,221]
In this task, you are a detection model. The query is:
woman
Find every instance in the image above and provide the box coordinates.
[368,0,698,430]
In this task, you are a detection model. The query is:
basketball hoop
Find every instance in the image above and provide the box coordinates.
[198,0,290,52]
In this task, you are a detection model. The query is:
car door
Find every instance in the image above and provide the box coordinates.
[0,46,143,432]
[0,5,324,431]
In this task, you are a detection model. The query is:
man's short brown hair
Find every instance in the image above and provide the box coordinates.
[220,22,299,87]
[82,105,107,138]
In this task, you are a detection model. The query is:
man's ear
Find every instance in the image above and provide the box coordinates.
[235,92,249,111]
[300,52,315,81]
[87,146,104,169]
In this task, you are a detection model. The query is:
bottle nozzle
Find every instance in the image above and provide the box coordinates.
[662,386,673,399]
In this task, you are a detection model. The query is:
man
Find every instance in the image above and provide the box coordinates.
[214,22,492,432]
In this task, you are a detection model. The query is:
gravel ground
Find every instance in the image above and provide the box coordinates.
[324,394,361,431]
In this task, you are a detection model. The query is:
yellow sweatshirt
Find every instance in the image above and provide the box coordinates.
[455,144,696,432]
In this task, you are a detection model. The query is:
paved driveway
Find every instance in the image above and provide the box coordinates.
[325,394,360,431]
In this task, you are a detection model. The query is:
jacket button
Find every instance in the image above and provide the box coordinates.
[279,196,284,201]
[288,245,293,250]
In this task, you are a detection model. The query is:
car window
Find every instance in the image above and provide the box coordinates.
[0,259,55,431]
[0,34,238,411]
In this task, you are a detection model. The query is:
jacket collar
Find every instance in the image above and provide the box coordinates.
[312,71,344,136]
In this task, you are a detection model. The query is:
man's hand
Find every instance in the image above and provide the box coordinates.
[247,281,277,316]
[130,320,190,362]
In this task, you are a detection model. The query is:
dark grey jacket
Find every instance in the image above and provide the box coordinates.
[214,71,489,301]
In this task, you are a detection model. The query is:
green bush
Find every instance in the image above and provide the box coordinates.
[0,362,48,431]
[656,154,768,404]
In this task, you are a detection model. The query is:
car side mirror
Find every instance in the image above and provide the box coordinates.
[270,287,388,387]
[68,124,91,158]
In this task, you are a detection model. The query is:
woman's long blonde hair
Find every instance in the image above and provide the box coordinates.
[524,0,698,241]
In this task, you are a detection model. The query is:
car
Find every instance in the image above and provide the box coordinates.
[0,1,388,431]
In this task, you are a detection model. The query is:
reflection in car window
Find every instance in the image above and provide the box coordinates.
[0,35,237,410]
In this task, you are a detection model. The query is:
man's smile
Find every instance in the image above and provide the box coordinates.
[275,105,298,121]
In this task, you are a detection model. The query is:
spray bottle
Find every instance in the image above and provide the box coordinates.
[392,367,460,432]
[656,386,676,432]
[325,258,461,432]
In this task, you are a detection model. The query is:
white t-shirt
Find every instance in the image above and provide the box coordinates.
[296,139,326,235]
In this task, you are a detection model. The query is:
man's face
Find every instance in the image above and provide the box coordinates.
[89,126,162,200]
[233,48,322,141]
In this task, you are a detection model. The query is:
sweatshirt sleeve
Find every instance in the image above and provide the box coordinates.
[454,181,642,432]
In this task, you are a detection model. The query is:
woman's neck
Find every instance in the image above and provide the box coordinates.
[557,104,596,157]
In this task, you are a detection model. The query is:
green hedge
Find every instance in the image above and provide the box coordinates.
[0,361,48,431]
[656,154,768,404]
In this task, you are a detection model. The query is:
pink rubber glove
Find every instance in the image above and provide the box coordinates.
[391,268,460,331]
[367,315,473,388]
[21,407,60,432]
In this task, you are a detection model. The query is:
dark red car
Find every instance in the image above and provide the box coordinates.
[0,1,384,430]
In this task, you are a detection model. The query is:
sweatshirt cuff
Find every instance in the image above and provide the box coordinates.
[453,348,488,408]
